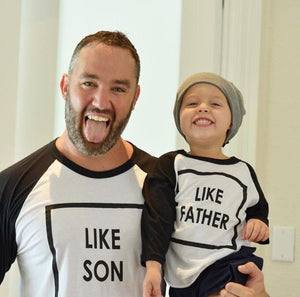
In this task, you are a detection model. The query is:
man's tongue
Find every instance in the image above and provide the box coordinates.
[84,119,108,143]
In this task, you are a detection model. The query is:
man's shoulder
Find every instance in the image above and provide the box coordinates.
[0,140,57,188]
[130,144,157,172]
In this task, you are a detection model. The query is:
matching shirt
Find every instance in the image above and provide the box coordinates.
[141,150,269,288]
[0,140,156,297]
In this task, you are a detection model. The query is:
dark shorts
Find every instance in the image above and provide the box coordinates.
[168,246,263,297]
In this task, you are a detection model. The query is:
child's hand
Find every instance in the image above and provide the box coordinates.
[143,261,164,297]
[242,219,269,242]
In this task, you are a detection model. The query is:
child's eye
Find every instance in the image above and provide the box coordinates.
[211,100,223,107]
[186,101,197,107]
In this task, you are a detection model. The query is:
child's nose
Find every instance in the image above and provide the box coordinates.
[198,103,208,113]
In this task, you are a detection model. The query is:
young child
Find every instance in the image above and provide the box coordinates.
[141,72,269,297]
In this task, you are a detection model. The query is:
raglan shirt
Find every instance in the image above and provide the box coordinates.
[141,150,269,288]
[0,140,156,297]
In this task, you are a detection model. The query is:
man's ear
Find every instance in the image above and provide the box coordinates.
[60,73,69,100]
[131,85,140,111]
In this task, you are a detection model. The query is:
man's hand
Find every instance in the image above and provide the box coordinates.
[220,262,268,297]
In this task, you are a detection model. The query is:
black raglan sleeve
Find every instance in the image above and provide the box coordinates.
[141,151,177,266]
[244,162,269,244]
[0,141,56,284]
[0,166,19,284]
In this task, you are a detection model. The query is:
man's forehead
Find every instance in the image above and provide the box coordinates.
[69,43,137,84]
[70,65,135,90]
[77,44,134,69]
[79,43,133,60]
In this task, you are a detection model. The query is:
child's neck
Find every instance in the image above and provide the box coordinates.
[189,146,229,160]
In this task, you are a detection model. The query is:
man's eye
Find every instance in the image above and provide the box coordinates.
[83,82,94,87]
[114,87,125,93]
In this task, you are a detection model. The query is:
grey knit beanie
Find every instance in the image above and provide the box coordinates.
[173,72,246,145]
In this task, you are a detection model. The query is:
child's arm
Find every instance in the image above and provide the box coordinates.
[242,219,269,242]
[143,261,164,297]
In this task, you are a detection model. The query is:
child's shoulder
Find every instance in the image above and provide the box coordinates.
[157,149,186,160]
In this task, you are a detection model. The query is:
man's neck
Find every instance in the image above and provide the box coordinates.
[55,131,134,172]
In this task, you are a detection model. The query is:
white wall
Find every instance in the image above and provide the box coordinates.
[1,1,299,297]
[0,0,20,169]
[0,1,181,295]
[176,0,223,152]
[0,0,21,293]
[14,0,59,161]
[54,0,182,157]
[0,0,59,296]
[256,1,300,296]
[178,0,262,167]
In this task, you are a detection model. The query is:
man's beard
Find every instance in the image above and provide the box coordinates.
[65,94,133,156]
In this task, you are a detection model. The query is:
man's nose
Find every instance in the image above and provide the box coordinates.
[92,86,112,109]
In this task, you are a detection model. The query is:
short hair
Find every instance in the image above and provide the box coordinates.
[68,31,140,83]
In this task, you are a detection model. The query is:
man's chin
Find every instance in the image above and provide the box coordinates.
[79,137,118,157]
[80,142,107,156]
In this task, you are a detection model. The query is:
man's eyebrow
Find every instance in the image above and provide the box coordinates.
[79,73,132,88]
[113,79,131,88]
[79,72,99,80]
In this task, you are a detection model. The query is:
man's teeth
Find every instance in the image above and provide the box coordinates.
[87,115,109,122]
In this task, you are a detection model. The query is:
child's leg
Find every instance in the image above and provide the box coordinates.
[168,282,198,297]
[170,247,263,297]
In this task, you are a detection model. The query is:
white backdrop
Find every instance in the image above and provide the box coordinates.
[54,0,182,157]
[1,1,265,296]
[0,1,182,296]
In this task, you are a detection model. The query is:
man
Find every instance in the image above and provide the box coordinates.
[0,31,268,297]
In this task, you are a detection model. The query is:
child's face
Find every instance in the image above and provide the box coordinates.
[179,83,232,148]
